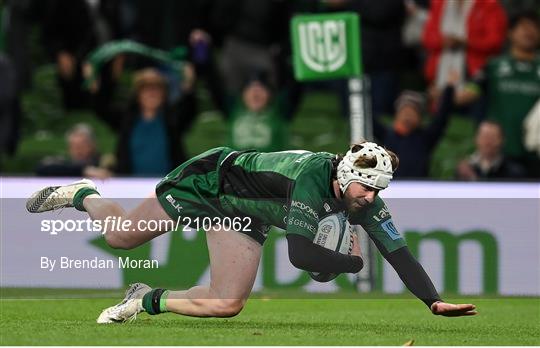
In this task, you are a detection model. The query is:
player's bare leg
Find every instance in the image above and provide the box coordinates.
[97,226,261,323]
[26,178,173,249]
[27,179,261,321]
[164,227,261,317]
[83,193,172,249]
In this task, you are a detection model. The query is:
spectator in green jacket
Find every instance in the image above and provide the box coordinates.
[456,10,540,177]
[227,72,288,152]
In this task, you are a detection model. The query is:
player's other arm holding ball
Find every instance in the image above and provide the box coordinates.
[286,229,363,274]
[283,167,364,275]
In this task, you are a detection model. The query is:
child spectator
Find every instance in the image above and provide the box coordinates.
[227,72,288,152]
[373,72,458,178]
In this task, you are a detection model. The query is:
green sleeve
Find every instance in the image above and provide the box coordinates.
[350,196,406,253]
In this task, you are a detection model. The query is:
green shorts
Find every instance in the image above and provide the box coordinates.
[155,147,269,244]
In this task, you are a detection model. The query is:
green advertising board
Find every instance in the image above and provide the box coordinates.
[291,12,361,81]
[90,227,499,294]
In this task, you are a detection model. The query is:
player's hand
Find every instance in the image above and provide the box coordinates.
[351,233,361,257]
[431,301,477,317]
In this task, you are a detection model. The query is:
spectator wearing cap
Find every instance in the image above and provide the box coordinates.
[373,74,458,178]
[96,67,196,176]
[226,72,288,152]
[36,123,113,179]
[456,121,526,180]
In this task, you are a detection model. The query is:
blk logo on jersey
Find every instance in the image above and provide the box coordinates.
[166,194,183,213]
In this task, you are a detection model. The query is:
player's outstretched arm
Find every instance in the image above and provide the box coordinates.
[431,301,477,317]
[375,244,479,317]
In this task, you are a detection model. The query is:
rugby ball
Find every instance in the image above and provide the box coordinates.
[309,212,353,282]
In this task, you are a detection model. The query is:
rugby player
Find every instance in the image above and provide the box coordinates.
[27,142,477,323]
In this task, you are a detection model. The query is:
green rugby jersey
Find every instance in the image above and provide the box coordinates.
[220,150,406,253]
[477,54,540,158]
[157,147,438,305]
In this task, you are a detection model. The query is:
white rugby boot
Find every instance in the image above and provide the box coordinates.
[97,283,151,324]
[26,179,97,213]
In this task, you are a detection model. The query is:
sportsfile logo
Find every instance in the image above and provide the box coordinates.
[298,20,347,73]
[290,200,319,219]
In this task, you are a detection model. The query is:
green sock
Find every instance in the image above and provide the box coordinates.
[73,187,100,211]
[160,290,169,313]
[142,289,168,315]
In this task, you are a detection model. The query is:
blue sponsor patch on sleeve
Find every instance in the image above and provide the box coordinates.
[381,219,401,240]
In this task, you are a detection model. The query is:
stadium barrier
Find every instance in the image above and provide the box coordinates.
[1,177,538,295]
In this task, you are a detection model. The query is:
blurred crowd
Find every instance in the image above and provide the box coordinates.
[0,0,539,180]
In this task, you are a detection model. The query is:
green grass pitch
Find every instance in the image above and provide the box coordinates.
[1,290,539,345]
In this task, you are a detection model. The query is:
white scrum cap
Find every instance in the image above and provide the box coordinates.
[337,142,394,192]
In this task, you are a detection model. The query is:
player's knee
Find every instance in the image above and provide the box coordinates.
[104,232,135,250]
[213,299,245,317]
